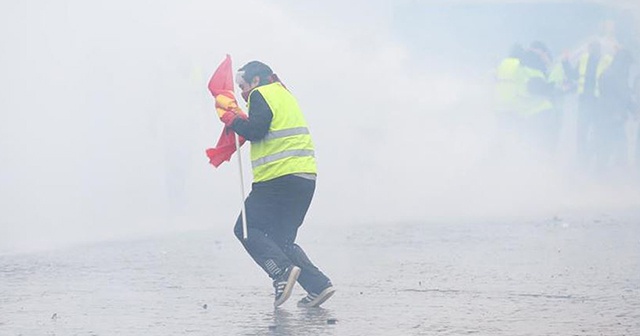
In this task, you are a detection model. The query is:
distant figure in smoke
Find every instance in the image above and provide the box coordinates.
[595,20,621,59]
[492,44,526,155]
[594,49,634,174]
[565,41,613,169]
[528,41,562,155]
[218,61,335,308]
[495,43,525,118]
[516,42,557,155]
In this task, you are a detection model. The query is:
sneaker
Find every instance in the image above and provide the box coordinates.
[297,284,336,308]
[273,266,301,307]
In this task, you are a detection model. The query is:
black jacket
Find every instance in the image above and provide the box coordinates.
[230,90,273,141]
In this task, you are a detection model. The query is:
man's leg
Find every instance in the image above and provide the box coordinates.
[233,178,303,307]
[269,176,334,298]
[283,244,332,294]
[233,181,293,279]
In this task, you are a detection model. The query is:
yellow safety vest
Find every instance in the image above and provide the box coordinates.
[548,62,566,90]
[577,53,613,97]
[248,82,317,183]
[518,66,553,117]
[495,57,526,114]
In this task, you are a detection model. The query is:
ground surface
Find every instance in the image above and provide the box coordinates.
[1,216,639,335]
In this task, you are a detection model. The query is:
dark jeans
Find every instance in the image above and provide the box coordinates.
[233,174,331,294]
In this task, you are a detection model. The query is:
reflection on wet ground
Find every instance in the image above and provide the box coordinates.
[1,216,639,335]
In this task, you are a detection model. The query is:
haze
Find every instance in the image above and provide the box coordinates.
[1,0,639,253]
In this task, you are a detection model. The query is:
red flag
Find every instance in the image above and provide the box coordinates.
[206,128,241,168]
[205,55,246,167]
[208,54,234,96]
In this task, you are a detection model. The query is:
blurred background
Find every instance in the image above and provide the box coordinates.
[1,0,639,253]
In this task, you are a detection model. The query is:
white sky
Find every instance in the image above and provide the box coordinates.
[1,0,639,252]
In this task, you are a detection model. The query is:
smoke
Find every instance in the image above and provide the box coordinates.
[1,0,639,253]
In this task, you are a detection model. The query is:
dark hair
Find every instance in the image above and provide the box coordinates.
[530,41,550,57]
[238,61,273,86]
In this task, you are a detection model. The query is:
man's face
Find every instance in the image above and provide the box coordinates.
[236,72,259,101]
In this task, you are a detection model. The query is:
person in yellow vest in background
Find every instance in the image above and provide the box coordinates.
[595,49,635,174]
[565,41,613,167]
[217,61,335,308]
[515,42,558,155]
[492,44,527,156]
[546,46,578,158]
[495,44,525,118]
[529,41,563,155]
[548,55,572,94]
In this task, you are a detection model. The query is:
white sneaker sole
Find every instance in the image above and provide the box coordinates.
[274,266,301,307]
[298,286,336,308]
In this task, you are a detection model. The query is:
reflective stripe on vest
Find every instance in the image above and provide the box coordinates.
[261,127,310,142]
[247,82,317,182]
[577,53,612,97]
[251,149,315,169]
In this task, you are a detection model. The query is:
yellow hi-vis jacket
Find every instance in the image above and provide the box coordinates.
[495,57,526,114]
[248,82,317,183]
[548,62,566,90]
[577,53,613,97]
[518,66,553,117]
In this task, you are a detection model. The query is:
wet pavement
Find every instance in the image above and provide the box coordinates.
[1,215,639,335]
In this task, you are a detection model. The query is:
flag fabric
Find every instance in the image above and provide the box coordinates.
[206,128,243,168]
[207,54,234,97]
[205,55,246,168]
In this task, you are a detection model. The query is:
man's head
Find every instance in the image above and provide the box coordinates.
[236,61,274,102]
[529,41,551,66]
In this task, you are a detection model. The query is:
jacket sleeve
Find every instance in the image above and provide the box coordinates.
[230,90,273,141]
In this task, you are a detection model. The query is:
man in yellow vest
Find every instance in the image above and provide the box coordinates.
[566,41,613,166]
[217,61,335,308]
[595,49,634,173]
[495,44,525,117]
[512,44,557,154]
[491,44,527,157]
[526,41,560,154]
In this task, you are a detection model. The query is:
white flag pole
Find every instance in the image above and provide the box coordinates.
[234,132,248,240]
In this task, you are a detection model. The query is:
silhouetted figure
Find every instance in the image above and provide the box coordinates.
[594,49,634,173]
[493,43,526,155]
[495,43,525,117]
[566,41,613,169]
[518,43,557,155]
